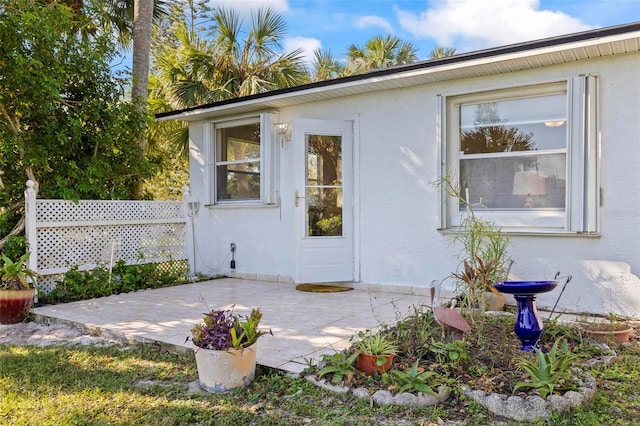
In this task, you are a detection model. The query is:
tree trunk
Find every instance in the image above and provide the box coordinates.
[130,0,153,199]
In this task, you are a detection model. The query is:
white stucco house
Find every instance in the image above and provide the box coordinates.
[157,23,640,318]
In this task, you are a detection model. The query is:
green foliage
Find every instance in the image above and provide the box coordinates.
[0,0,152,216]
[317,351,359,384]
[0,235,28,261]
[235,308,272,349]
[433,175,512,309]
[428,339,468,367]
[0,252,38,290]
[352,330,398,356]
[387,305,437,359]
[383,360,438,395]
[347,34,418,73]
[514,338,579,398]
[39,260,187,304]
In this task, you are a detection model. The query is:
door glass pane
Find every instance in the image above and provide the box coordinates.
[306,134,342,237]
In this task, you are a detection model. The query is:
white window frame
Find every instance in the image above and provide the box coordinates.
[206,113,276,206]
[438,76,599,234]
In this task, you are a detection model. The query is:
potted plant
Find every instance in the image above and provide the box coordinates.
[187,307,271,393]
[353,331,398,376]
[435,176,512,311]
[0,252,39,324]
[579,314,634,344]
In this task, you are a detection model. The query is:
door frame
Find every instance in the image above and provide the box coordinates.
[292,117,360,283]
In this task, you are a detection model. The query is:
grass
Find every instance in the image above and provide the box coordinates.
[0,343,445,425]
[1,331,639,425]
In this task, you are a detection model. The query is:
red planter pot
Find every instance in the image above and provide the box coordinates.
[356,353,394,376]
[0,288,35,324]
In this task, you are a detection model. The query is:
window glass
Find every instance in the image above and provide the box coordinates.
[458,94,566,211]
[215,122,261,201]
[306,134,342,236]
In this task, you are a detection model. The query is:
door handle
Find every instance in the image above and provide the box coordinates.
[295,190,305,207]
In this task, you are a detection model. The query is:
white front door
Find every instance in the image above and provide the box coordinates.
[293,119,354,283]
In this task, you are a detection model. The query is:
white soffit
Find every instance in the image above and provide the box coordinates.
[159,31,640,122]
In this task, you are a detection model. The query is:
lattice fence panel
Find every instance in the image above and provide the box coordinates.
[32,199,188,294]
[36,200,184,222]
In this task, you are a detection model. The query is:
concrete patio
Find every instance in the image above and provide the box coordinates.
[31,278,433,375]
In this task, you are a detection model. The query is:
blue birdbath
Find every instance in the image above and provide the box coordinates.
[492,281,558,352]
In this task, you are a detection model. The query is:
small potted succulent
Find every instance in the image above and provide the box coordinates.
[0,252,39,324]
[187,306,272,392]
[353,330,398,376]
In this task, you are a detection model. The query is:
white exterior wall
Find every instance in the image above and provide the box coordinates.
[187,52,640,318]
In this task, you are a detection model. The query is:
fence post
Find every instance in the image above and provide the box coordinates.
[24,180,37,270]
[24,180,38,298]
[183,186,197,277]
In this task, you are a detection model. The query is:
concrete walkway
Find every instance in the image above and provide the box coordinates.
[32,278,432,375]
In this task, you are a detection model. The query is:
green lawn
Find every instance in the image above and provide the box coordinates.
[1,340,638,425]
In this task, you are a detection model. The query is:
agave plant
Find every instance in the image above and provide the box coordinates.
[384,360,438,395]
[513,338,579,398]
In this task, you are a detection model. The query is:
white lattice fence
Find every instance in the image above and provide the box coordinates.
[24,181,190,294]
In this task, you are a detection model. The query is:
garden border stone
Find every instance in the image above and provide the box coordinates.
[305,375,450,407]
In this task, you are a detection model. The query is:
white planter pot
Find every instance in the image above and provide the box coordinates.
[194,342,257,393]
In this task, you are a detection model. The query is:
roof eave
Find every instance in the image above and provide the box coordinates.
[156,22,640,122]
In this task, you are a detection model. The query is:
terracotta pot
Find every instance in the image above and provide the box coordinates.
[582,325,633,344]
[483,291,505,311]
[356,353,394,376]
[0,288,35,324]
[194,342,257,393]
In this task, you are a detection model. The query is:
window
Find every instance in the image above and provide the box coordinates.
[209,114,275,205]
[439,77,599,233]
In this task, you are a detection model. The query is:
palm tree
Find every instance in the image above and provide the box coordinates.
[130,0,155,198]
[346,35,418,73]
[310,49,348,82]
[152,6,307,109]
[148,6,307,164]
[429,46,457,59]
[211,7,308,98]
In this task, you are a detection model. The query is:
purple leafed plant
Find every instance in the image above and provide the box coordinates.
[187,306,271,350]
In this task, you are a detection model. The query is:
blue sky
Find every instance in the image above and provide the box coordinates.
[207,0,640,65]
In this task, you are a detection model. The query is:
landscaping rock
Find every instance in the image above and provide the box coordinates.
[305,375,350,394]
[462,371,597,422]
[394,392,419,406]
[416,393,439,406]
[371,390,394,405]
[306,376,451,407]
[352,387,370,399]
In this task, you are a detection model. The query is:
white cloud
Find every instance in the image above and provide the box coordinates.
[395,0,593,52]
[354,15,394,34]
[284,36,322,68]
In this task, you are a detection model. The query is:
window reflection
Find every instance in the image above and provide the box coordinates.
[306,135,342,236]
[216,122,261,200]
[459,95,566,210]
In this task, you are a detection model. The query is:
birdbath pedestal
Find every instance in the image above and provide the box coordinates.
[492,281,558,352]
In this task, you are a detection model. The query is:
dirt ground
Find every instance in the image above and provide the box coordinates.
[0,322,117,347]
